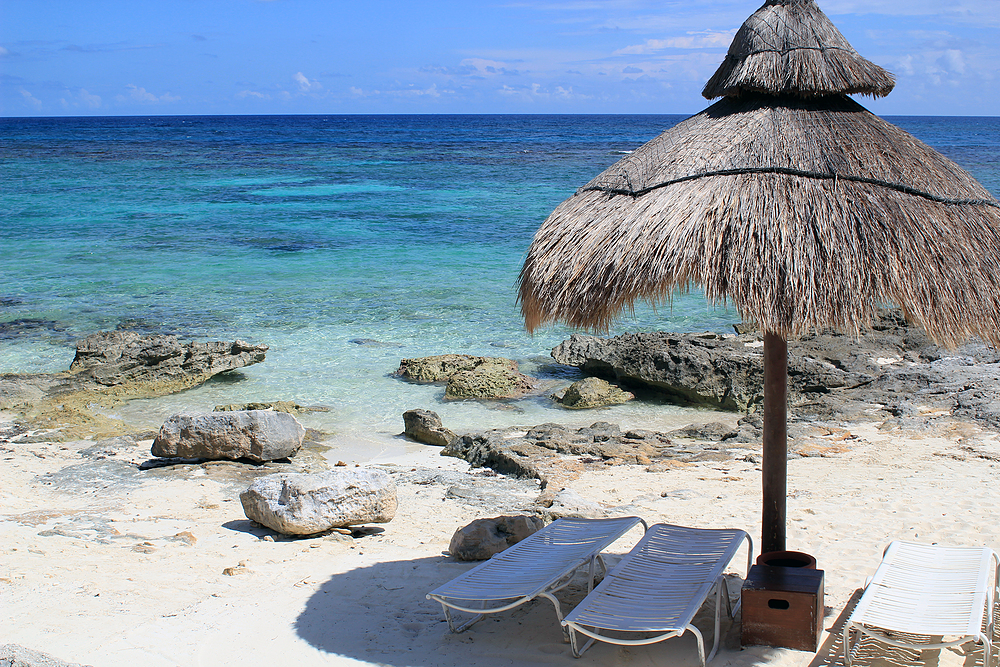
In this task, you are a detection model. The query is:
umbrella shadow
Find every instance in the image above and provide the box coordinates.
[294,558,789,667]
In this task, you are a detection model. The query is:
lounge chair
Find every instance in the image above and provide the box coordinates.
[426,515,646,634]
[844,540,1000,667]
[561,523,752,666]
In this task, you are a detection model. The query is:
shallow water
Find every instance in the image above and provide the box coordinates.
[2,114,997,456]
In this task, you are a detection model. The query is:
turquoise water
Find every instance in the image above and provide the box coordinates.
[2,114,998,454]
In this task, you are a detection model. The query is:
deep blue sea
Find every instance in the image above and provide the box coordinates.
[2,114,998,457]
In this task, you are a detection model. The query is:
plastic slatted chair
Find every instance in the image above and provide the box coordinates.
[844,540,1000,667]
[427,516,647,634]
[561,523,752,666]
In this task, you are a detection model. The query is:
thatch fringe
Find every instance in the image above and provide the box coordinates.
[580,95,994,207]
[518,97,1000,348]
[702,0,895,99]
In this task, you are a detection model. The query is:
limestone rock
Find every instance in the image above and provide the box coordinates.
[70,331,267,389]
[151,410,305,462]
[541,489,607,520]
[549,310,964,419]
[213,401,311,414]
[402,409,457,446]
[240,469,397,535]
[0,645,92,667]
[444,365,536,400]
[553,376,634,409]
[395,354,537,400]
[396,354,517,383]
[448,515,544,561]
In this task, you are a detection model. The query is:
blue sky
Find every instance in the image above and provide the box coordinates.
[1,0,997,117]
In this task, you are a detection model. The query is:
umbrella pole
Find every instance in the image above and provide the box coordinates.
[762,332,787,554]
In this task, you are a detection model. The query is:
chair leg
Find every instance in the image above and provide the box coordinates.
[843,624,856,666]
[441,602,485,633]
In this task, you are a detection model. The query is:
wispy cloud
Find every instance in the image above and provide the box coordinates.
[59,88,102,109]
[19,88,42,109]
[237,90,271,100]
[294,71,322,92]
[615,30,735,55]
[118,84,179,104]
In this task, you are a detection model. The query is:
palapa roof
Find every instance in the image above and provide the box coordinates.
[518,0,1000,347]
[702,0,895,99]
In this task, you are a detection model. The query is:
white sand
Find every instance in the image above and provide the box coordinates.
[2,417,999,667]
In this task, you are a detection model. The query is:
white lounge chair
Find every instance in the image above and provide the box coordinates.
[426,515,646,634]
[844,540,1000,667]
[561,523,752,666]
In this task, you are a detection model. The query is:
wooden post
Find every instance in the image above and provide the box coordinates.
[762,333,787,554]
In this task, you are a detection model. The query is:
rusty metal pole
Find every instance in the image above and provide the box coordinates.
[762,332,787,554]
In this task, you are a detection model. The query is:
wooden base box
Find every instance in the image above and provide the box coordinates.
[741,564,824,652]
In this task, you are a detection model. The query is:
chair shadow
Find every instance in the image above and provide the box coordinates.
[294,560,790,667]
[809,590,994,667]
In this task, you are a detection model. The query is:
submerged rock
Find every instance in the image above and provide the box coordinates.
[151,410,305,463]
[240,469,397,535]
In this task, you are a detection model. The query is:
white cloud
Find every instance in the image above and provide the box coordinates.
[459,58,524,76]
[615,30,735,55]
[60,88,102,109]
[940,49,966,74]
[19,88,42,108]
[118,84,180,104]
[294,71,322,92]
[237,90,271,100]
[0,46,10,57]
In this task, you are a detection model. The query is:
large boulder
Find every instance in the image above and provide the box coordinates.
[402,409,457,446]
[151,410,305,462]
[240,469,397,536]
[553,377,634,409]
[448,515,544,561]
[70,331,267,389]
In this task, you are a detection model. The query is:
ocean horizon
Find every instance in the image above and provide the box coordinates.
[3,113,998,457]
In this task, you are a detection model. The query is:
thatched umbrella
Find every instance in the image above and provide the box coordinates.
[519,0,1000,554]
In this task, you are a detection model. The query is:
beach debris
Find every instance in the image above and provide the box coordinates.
[394,354,537,400]
[239,469,397,536]
[448,514,544,561]
[402,409,457,446]
[551,376,634,409]
[70,330,268,391]
[150,410,305,463]
[222,560,252,576]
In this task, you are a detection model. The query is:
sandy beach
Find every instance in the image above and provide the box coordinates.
[3,408,999,667]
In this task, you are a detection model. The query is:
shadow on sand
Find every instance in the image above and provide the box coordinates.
[294,555,792,667]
